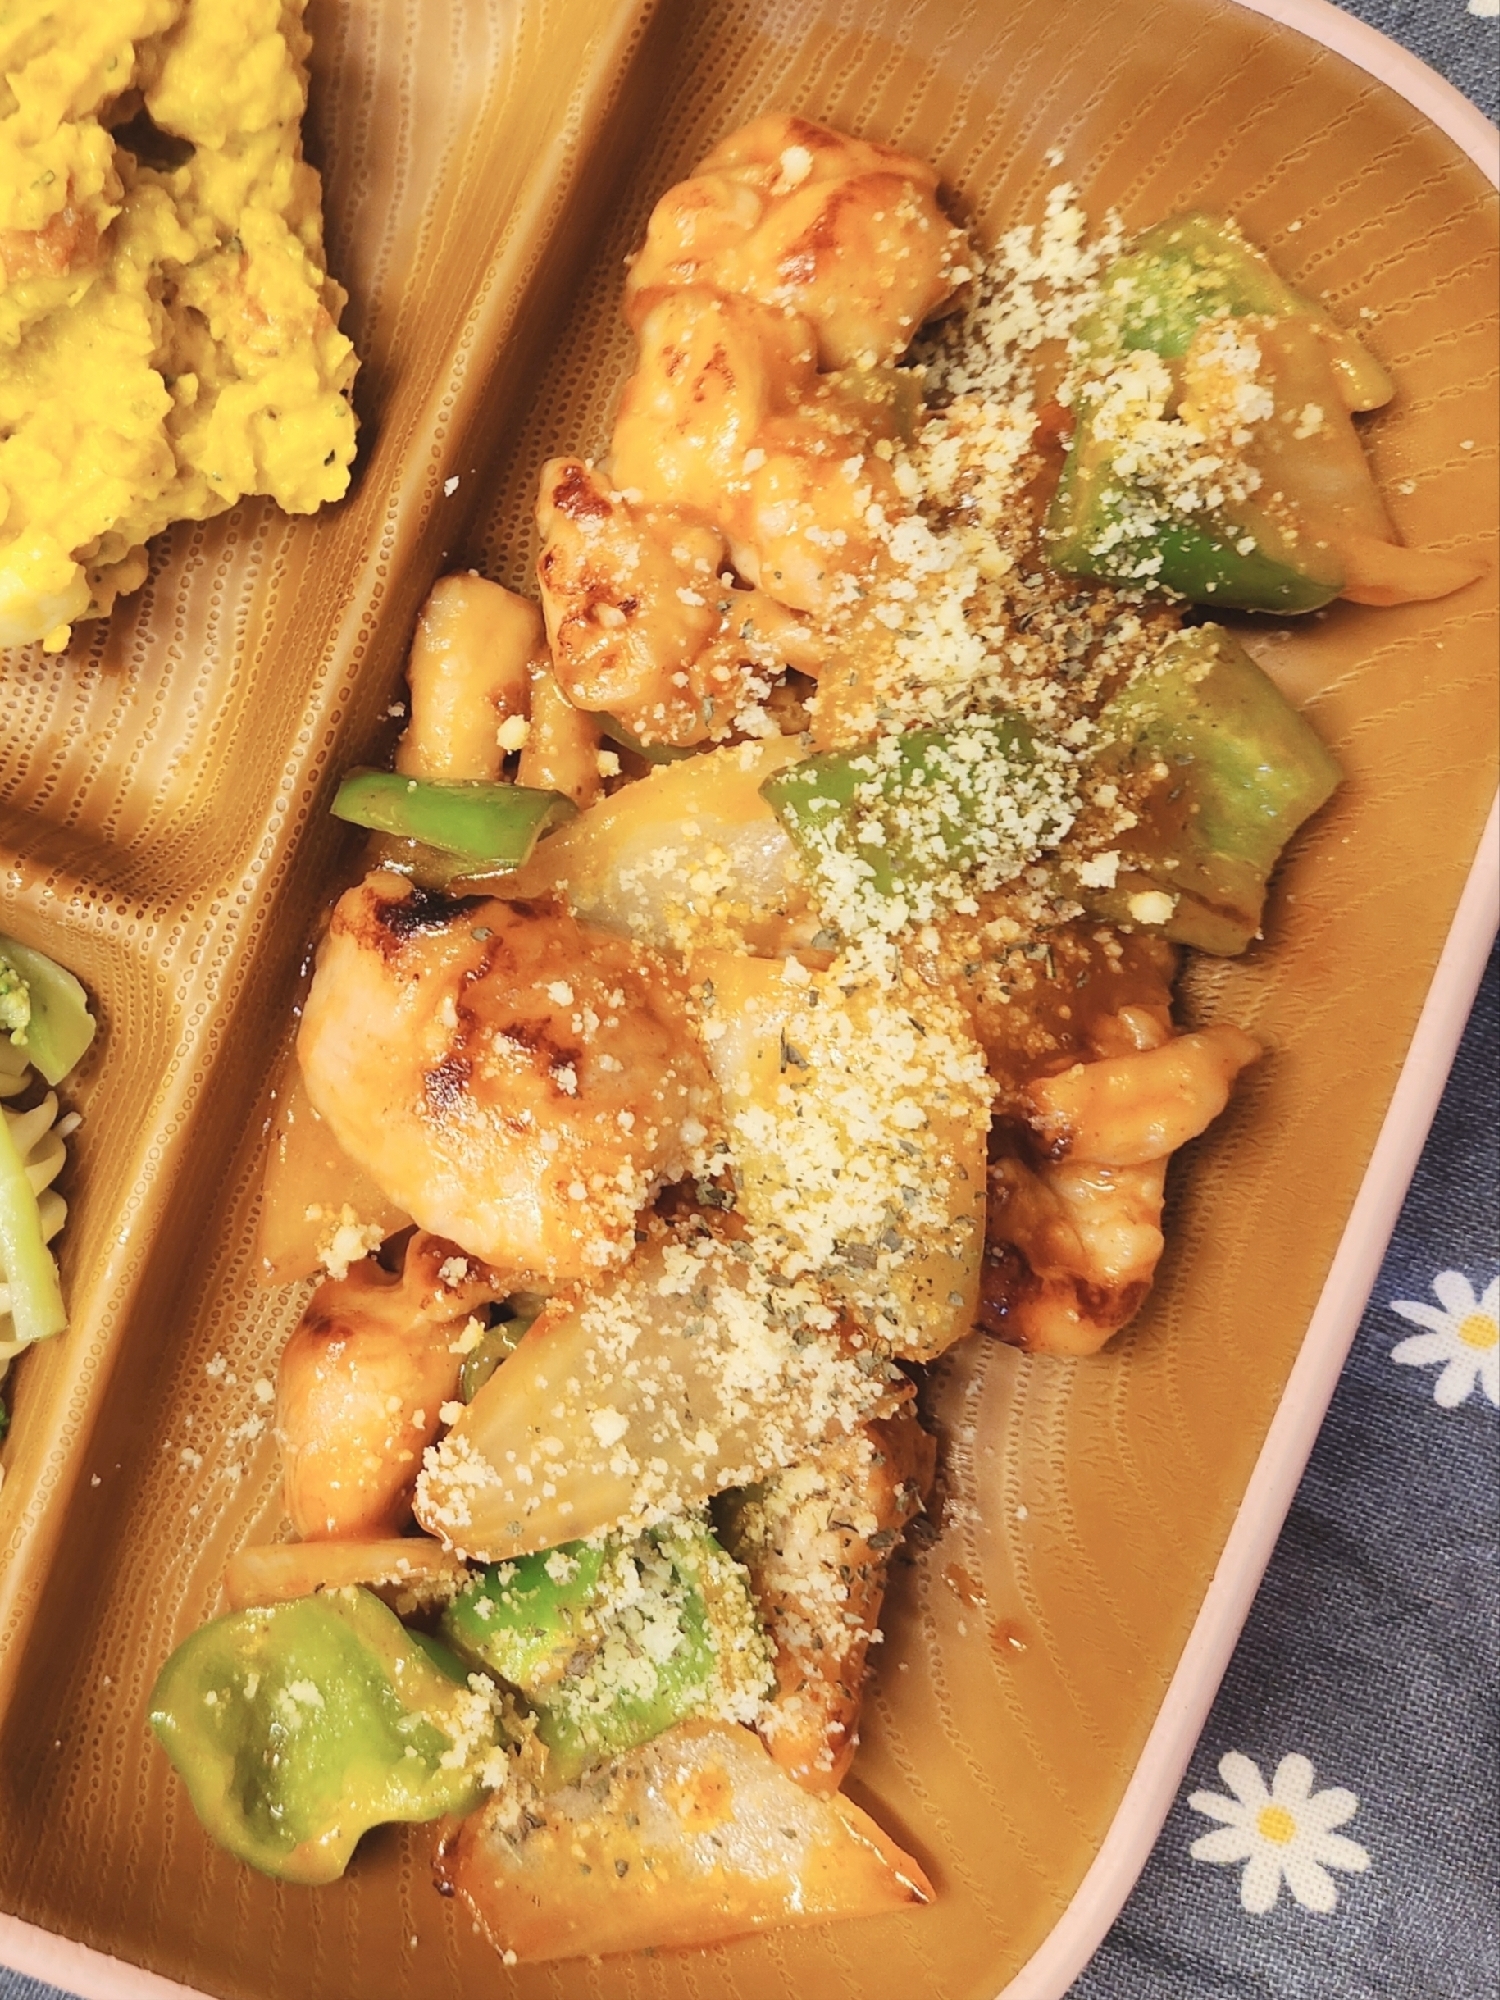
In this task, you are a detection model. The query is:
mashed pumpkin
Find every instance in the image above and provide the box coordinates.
[0,0,358,651]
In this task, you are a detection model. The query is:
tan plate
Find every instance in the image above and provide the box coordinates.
[0,2,1496,1997]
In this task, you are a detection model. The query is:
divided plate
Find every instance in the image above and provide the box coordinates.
[0,2,1495,1997]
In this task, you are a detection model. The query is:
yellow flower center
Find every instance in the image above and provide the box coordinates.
[1457,1311,1498,1351]
[1257,1803,1298,1846]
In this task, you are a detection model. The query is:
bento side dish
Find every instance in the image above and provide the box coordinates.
[0,937,94,1447]
[0,0,357,654]
[149,114,1479,1962]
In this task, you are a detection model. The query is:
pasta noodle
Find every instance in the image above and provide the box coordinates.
[0,941,92,1387]
[0,1064,75,1367]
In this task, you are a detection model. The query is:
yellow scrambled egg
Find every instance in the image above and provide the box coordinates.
[0,0,358,652]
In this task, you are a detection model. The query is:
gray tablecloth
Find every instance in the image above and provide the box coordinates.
[1346,0,1497,122]
[2,5,1494,1999]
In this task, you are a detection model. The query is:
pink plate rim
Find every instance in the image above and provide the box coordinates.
[1233,0,1499,178]
[3,3,1496,1997]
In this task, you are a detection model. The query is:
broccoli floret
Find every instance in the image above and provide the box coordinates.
[0,953,30,1048]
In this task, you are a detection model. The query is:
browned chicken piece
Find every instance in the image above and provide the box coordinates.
[981,1020,1261,1354]
[535,456,727,727]
[625,111,969,369]
[612,286,820,517]
[394,572,538,784]
[296,872,720,1285]
[981,1144,1171,1355]
[276,1230,508,1539]
[435,1718,933,1964]
[535,117,968,747]
[611,287,909,623]
[719,1407,936,1793]
[514,647,603,809]
[1026,1024,1262,1166]
[535,453,823,745]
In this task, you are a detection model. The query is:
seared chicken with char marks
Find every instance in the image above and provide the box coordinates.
[297,872,719,1285]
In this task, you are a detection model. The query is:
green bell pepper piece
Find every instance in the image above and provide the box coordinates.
[149,1586,500,1885]
[1044,213,1388,611]
[1046,433,1343,614]
[331,770,575,874]
[407,1628,474,1681]
[597,714,697,764]
[1079,213,1392,407]
[0,936,96,1087]
[442,1520,771,1786]
[1075,624,1340,954]
[533,1522,770,1785]
[762,713,1073,918]
[443,1539,612,1691]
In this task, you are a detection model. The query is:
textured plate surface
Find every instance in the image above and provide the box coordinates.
[0,2,1495,1998]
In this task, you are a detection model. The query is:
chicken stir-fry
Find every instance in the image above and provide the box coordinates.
[154,111,1391,1968]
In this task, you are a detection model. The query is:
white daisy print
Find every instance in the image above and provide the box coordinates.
[1188,1751,1370,1913]
[1389,1271,1499,1409]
